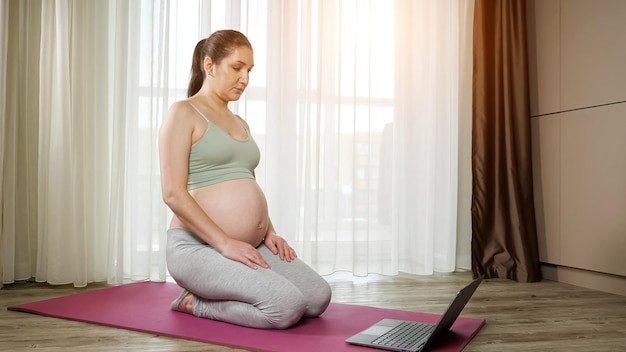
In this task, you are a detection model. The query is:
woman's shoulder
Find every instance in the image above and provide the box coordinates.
[165,100,201,123]
[161,100,202,134]
[168,99,194,115]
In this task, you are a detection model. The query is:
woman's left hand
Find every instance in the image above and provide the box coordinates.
[264,233,297,262]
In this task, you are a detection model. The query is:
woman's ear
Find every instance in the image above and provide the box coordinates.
[204,56,214,77]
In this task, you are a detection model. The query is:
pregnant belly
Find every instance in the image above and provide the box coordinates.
[188,178,269,246]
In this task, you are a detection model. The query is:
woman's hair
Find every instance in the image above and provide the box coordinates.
[187,29,252,97]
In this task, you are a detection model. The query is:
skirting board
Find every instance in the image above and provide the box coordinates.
[541,264,626,296]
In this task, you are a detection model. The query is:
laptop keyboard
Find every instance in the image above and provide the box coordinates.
[372,321,435,349]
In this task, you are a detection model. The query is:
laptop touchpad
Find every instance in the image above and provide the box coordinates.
[362,325,394,336]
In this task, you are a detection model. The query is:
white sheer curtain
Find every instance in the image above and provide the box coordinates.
[1,0,473,287]
[259,0,474,276]
[2,0,42,287]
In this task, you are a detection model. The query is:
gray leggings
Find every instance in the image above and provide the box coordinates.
[166,228,332,329]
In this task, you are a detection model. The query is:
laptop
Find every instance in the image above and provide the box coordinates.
[345,276,483,352]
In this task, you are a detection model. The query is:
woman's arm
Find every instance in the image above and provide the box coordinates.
[159,102,269,269]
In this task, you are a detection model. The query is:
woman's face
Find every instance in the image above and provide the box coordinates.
[208,46,254,102]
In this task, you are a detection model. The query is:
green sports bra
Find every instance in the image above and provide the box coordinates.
[186,102,260,190]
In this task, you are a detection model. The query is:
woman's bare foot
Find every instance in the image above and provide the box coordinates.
[171,289,194,314]
[178,292,193,313]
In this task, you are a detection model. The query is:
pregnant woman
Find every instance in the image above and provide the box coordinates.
[158,29,331,329]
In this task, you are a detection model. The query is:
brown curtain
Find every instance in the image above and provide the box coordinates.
[471,0,541,282]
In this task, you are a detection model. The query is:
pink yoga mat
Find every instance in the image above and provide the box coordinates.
[8,282,485,352]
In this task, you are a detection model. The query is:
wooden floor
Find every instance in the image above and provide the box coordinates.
[1,271,625,351]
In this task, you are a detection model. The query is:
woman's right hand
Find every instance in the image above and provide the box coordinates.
[218,238,270,270]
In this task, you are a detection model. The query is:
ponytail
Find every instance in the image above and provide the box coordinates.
[186,30,253,98]
[187,39,207,97]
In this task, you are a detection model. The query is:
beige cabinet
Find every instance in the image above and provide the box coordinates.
[527,0,626,295]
